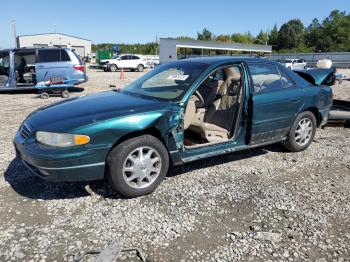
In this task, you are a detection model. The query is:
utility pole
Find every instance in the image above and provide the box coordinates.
[11,20,17,48]
[54,24,57,33]
[155,35,158,56]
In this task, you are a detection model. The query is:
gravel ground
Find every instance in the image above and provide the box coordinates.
[0,67,349,261]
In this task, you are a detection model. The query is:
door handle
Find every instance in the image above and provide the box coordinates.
[37,65,44,69]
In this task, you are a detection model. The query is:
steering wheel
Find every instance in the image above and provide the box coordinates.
[194,90,205,106]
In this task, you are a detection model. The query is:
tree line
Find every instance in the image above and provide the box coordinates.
[92,10,350,55]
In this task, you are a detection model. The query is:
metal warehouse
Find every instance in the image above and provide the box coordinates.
[159,38,272,63]
[16,33,91,57]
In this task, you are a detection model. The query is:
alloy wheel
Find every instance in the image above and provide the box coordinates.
[122,146,162,189]
[295,118,313,146]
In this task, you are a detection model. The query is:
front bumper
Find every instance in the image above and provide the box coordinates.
[14,132,108,181]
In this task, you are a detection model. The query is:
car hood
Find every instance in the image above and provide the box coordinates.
[26,91,168,132]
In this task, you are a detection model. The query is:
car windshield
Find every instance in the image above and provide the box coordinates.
[122,61,209,101]
[284,59,294,63]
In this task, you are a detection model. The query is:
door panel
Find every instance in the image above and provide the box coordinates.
[248,62,305,144]
[0,52,10,87]
[251,88,305,144]
[118,55,129,68]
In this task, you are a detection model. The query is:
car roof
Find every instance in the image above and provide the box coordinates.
[0,47,70,52]
[119,54,142,56]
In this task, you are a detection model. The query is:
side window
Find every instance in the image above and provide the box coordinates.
[278,66,296,88]
[37,49,61,63]
[120,56,128,60]
[248,63,283,93]
[132,55,140,60]
[60,50,71,61]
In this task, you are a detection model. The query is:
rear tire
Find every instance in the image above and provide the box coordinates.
[137,64,144,72]
[281,111,317,152]
[109,64,118,72]
[40,92,49,99]
[107,135,169,198]
[61,90,70,98]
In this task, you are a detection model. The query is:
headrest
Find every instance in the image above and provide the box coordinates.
[223,67,241,81]
[217,67,241,95]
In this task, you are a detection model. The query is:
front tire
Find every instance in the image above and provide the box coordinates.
[282,111,317,152]
[107,135,169,198]
[109,64,118,72]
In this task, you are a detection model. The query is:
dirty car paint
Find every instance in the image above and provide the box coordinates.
[13,57,333,181]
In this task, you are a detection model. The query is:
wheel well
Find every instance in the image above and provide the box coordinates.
[109,127,166,154]
[304,107,322,127]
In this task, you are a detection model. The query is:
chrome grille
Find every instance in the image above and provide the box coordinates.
[20,123,31,139]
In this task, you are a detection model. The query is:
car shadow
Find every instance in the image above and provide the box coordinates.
[4,144,283,200]
[167,144,281,177]
[4,157,116,200]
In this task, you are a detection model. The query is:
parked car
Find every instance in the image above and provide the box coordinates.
[14,57,333,197]
[0,47,87,98]
[283,59,307,70]
[102,54,148,72]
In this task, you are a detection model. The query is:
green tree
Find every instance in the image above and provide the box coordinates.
[277,19,305,50]
[176,36,195,41]
[268,24,279,47]
[197,28,213,41]
[305,18,323,52]
[216,34,231,42]
[231,32,255,44]
[321,10,350,52]
[255,30,268,45]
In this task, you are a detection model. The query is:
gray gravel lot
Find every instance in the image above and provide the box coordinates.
[0,68,349,261]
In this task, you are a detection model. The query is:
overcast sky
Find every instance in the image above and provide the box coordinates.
[0,0,349,48]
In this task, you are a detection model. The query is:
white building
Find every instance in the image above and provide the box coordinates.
[17,33,91,57]
[159,38,272,63]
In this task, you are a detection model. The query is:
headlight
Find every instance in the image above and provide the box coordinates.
[36,131,90,147]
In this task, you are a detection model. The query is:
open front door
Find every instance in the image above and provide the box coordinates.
[0,51,10,88]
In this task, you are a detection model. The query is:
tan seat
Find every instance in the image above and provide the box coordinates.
[183,78,223,130]
[190,67,241,142]
[184,96,197,130]
[197,78,223,108]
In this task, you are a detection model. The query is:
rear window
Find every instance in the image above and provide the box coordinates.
[37,49,71,63]
[61,50,71,61]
